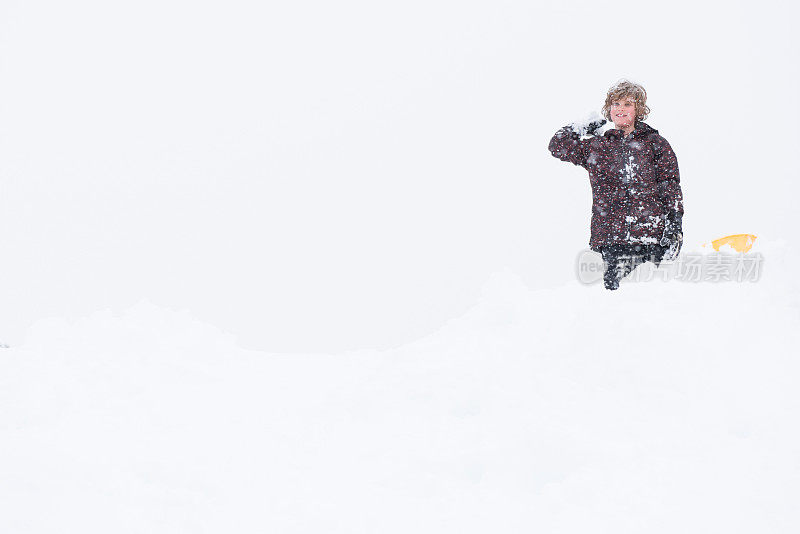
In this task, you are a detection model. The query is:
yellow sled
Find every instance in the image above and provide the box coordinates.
[702,234,757,253]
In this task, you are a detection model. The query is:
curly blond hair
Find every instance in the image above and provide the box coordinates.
[602,79,651,122]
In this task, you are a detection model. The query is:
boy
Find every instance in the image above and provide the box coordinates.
[548,79,685,290]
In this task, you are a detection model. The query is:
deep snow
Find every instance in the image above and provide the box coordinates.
[1,1,799,531]
[2,239,798,533]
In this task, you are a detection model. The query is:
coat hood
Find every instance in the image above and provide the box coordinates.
[604,120,659,139]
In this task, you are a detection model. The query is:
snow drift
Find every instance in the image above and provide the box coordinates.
[1,239,798,533]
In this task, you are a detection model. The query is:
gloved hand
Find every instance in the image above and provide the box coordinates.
[569,111,607,137]
[584,118,607,136]
[659,209,683,261]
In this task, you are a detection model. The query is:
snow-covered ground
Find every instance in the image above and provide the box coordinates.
[1,1,799,532]
[2,238,798,533]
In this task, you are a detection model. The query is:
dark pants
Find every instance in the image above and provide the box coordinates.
[601,243,666,290]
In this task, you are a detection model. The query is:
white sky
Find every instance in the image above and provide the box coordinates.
[3,2,800,531]
[0,0,797,351]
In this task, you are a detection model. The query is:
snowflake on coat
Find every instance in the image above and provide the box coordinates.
[548,119,684,252]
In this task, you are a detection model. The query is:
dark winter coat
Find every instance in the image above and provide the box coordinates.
[548,120,684,252]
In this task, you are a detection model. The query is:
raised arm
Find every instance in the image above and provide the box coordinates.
[548,113,606,169]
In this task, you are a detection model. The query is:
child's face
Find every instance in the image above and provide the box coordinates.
[610,96,636,129]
